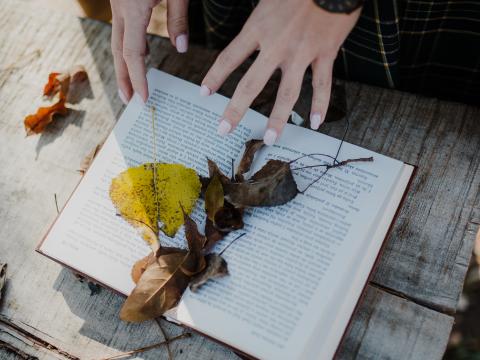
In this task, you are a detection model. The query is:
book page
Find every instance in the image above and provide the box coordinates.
[39,69,411,360]
[39,69,255,294]
[174,118,408,359]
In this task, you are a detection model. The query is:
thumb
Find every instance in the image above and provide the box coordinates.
[167,0,189,53]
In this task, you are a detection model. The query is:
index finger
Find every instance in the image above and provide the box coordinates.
[123,15,151,102]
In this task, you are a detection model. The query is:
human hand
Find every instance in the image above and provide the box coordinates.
[111,0,190,103]
[201,0,361,145]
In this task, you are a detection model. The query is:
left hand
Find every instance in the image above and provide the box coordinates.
[200,0,361,145]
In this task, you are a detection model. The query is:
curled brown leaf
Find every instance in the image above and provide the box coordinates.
[204,218,226,252]
[131,252,156,284]
[207,159,231,186]
[235,139,264,181]
[225,159,298,207]
[189,254,228,293]
[213,204,244,232]
[121,249,192,322]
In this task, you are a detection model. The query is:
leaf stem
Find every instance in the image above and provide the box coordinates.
[220,232,246,255]
[151,105,160,227]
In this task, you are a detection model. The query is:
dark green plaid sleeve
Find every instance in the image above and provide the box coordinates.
[188,0,480,105]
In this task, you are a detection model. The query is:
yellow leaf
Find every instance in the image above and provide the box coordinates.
[110,163,201,243]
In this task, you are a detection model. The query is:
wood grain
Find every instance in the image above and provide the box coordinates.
[0,0,476,358]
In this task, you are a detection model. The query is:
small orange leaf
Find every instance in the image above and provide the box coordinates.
[42,65,87,98]
[24,95,68,136]
[43,72,61,96]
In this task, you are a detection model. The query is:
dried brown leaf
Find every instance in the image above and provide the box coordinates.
[213,204,244,232]
[121,248,193,322]
[182,211,208,275]
[225,159,298,207]
[189,254,228,292]
[207,159,230,186]
[131,253,156,284]
[204,219,226,252]
[236,139,264,181]
[205,175,224,221]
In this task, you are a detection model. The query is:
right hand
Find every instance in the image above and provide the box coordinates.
[110,0,189,103]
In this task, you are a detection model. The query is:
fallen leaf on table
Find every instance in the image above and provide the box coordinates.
[79,140,105,175]
[225,159,298,207]
[189,254,228,292]
[110,163,201,245]
[24,65,88,136]
[235,139,264,181]
[43,72,62,96]
[24,95,68,136]
[43,65,88,98]
[0,263,7,304]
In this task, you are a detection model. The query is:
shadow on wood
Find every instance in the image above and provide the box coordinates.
[35,108,86,159]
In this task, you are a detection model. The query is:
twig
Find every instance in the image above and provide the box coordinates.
[151,106,160,224]
[155,319,173,360]
[220,233,246,255]
[292,156,373,172]
[98,333,191,360]
[300,114,354,193]
[326,157,373,170]
[289,152,339,166]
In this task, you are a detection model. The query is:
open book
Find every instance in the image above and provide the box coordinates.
[37,69,414,360]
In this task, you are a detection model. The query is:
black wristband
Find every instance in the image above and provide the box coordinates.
[313,0,364,14]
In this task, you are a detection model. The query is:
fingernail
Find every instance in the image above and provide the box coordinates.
[263,128,277,145]
[118,89,128,105]
[217,119,232,136]
[176,34,188,53]
[200,84,211,97]
[310,112,323,130]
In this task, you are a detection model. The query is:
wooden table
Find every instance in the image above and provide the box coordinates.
[1,1,479,359]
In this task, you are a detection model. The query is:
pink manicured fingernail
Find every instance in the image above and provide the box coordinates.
[217,119,232,136]
[118,89,128,105]
[310,112,323,130]
[175,34,188,53]
[200,84,211,97]
[263,129,277,145]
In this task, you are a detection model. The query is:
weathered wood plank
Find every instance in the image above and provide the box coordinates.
[0,0,469,359]
[338,286,453,360]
